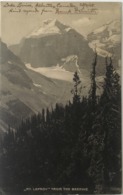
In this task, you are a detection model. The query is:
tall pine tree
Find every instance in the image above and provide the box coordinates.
[100,57,121,189]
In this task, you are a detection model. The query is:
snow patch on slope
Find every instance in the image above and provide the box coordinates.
[88,20,121,58]
[94,25,107,34]
[61,55,81,73]
[108,34,121,44]
[33,83,42,88]
[89,42,112,57]
[26,63,74,82]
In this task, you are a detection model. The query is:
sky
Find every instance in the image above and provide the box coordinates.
[1,2,122,46]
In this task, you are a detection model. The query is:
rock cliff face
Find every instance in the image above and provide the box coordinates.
[10,19,104,74]
[0,41,33,89]
[61,55,80,73]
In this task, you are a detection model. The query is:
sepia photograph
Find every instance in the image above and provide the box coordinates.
[0,1,122,194]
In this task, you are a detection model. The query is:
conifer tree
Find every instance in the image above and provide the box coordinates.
[88,57,121,193]
[71,71,81,104]
[88,52,106,193]
[89,51,97,110]
[100,57,121,188]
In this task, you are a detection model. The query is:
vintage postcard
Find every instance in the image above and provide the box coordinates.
[0,1,122,194]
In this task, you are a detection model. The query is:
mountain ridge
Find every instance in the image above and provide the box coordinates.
[26,19,72,38]
[87,19,121,62]
[9,19,105,75]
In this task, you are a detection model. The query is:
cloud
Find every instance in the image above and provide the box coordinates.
[72,17,95,27]
[98,9,120,22]
[71,17,96,36]
[71,6,120,36]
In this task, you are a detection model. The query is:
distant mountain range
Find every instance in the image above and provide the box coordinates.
[0,19,121,133]
[88,20,121,67]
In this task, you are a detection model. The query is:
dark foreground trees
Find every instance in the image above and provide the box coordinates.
[0,57,121,194]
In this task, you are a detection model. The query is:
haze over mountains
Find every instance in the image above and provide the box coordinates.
[10,19,105,75]
[0,19,121,132]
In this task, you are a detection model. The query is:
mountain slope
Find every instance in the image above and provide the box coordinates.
[87,20,121,68]
[0,41,74,132]
[9,19,104,75]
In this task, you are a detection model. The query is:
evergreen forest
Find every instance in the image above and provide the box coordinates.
[0,54,121,194]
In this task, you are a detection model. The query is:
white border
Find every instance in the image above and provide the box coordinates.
[1,0,123,193]
[0,0,123,2]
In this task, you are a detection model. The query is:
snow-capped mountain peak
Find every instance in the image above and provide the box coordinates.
[87,19,121,60]
[26,19,71,38]
[9,19,103,73]
[88,20,120,38]
[42,19,67,29]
